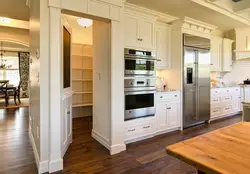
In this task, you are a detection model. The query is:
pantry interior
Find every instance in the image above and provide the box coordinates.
[62,12,112,153]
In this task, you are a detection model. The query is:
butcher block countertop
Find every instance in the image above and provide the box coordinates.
[166,122,250,174]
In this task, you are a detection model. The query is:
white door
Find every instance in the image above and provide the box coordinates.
[61,18,73,157]
[232,95,241,112]
[139,19,155,50]
[211,37,222,71]
[166,103,179,129]
[124,15,139,48]
[155,103,167,132]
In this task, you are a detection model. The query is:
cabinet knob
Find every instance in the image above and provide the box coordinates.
[160,96,163,98]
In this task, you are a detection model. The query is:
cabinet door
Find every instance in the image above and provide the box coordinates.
[232,95,241,112]
[211,37,222,71]
[166,103,179,128]
[124,15,139,48]
[222,39,233,72]
[139,19,155,50]
[156,24,170,69]
[155,103,167,131]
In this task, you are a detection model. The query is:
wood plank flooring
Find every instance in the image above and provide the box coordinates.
[60,115,242,174]
[0,108,242,174]
[0,108,37,174]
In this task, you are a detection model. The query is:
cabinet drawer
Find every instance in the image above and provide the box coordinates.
[211,97,221,104]
[223,105,232,113]
[125,126,139,134]
[222,96,232,102]
[140,123,153,132]
[211,108,221,116]
[211,89,221,96]
[156,92,180,102]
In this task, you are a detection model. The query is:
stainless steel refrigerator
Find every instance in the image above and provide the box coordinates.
[183,34,211,128]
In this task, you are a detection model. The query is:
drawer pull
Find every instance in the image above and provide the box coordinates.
[67,111,70,114]
[167,107,172,110]
[143,126,150,129]
[174,95,177,97]
[128,129,135,132]
[160,96,163,98]
[213,110,219,113]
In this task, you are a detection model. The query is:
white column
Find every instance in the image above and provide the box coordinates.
[110,16,126,154]
[49,6,63,173]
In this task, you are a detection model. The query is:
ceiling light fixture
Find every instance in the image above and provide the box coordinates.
[0,17,12,24]
[77,18,93,28]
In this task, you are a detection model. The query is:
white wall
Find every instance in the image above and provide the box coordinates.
[62,14,93,45]
[0,26,29,46]
[92,20,111,147]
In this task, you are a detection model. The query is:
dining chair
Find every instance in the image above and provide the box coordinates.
[7,81,21,105]
[0,83,9,107]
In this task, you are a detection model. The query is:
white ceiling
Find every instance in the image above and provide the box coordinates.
[0,0,29,21]
[127,0,249,31]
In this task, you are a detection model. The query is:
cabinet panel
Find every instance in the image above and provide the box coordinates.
[211,107,221,118]
[232,95,241,112]
[139,19,155,50]
[156,24,171,69]
[166,103,179,128]
[124,15,139,48]
[156,103,167,131]
[211,97,221,104]
[222,39,233,72]
[211,37,222,71]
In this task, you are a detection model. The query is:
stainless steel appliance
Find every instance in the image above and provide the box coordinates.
[124,78,156,120]
[124,48,156,76]
[183,34,211,128]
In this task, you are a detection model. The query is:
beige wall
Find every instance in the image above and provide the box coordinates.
[0,26,29,46]
[62,14,93,45]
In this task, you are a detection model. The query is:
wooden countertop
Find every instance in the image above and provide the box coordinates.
[166,122,250,174]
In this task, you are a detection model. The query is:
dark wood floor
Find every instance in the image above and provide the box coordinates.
[61,115,242,174]
[0,108,37,174]
[0,108,242,174]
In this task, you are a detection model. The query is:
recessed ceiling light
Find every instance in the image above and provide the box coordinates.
[77,18,92,28]
[0,17,12,24]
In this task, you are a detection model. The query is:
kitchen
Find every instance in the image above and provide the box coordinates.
[122,2,249,144]
[31,0,250,173]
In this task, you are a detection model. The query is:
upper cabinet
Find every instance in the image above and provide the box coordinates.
[211,36,234,72]
[222,38,234,72]
[124,13,156,50]
[156,22,171,69]
[211,36,222,72]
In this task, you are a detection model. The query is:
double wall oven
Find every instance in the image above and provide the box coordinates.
[124,49,156,121]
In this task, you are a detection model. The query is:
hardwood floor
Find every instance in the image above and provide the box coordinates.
[0,108,37,174]
[0,108,242,174]
[60,115,242,174]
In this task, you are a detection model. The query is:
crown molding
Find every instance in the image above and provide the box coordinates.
[125,3,178,23]
[192,0,250,26]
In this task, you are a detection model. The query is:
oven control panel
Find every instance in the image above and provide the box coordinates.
[124,79,156,88]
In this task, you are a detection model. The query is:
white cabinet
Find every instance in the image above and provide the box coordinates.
[124,13,156,50]
[211,36,222,71]
[156,22,171,69]
[211,87,241,120]
[222,38,234,72]
[235,28,250,51]
[155,91,181,133]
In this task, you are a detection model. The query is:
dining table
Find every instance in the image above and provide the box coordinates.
[166,122,250,174]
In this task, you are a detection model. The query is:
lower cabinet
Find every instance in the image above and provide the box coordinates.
[211,87,241,119]
[124,91,181,144]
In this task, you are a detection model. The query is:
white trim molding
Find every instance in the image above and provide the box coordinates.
[125,2,178,23]
[29,131,49,174]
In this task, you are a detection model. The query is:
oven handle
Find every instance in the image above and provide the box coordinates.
[125,55,158,61]
[125,90,156,95]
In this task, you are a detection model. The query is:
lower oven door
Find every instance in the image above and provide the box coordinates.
[125,90,155,121]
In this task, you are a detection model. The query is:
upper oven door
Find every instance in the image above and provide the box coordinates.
[125,90,155,111]
[125,58,155,76]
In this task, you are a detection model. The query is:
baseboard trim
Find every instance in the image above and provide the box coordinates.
[110,143,126,155]
[29,131,49,174]
[92,130,110,150]
[92,130,126,155]
[49,158,63,173]
[210,112,241,122]
[125,133,155,144]
[155,127,181,136]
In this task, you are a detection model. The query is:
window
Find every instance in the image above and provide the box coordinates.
[0,52,20,86]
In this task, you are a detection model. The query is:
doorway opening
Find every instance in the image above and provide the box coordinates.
[61,12,112,167]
